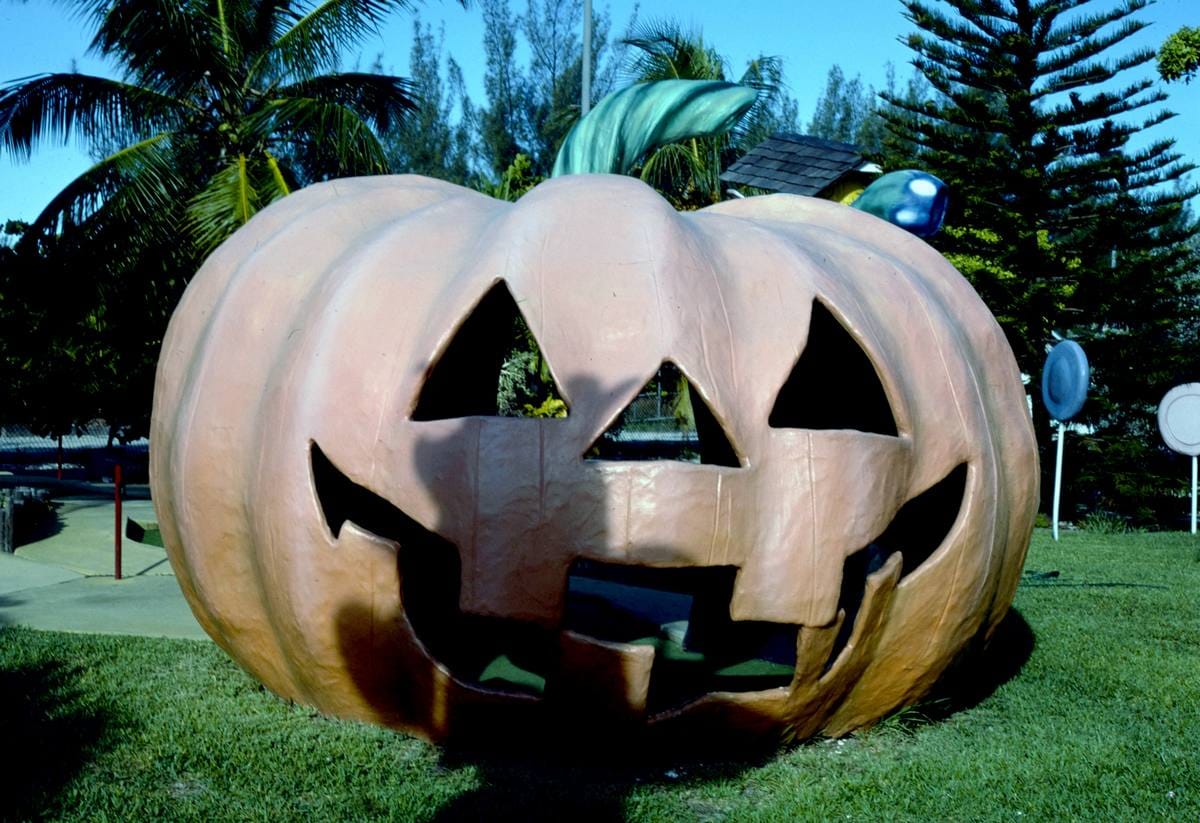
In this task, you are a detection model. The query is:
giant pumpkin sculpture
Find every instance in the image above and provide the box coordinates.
[151,174,1038,744]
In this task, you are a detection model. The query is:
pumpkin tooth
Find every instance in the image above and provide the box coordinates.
[794,612,845,684]
[550,630,657,721]
[816,462,970,675]
[564,560,799,712]
[786,552,902,738]
[821,551,903,685]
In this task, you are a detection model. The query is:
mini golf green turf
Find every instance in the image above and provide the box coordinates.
[474,626,796,697]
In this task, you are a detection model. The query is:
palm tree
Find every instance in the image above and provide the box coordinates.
[0,0,453,252]
[0,0,452,438]
[620,19,789,208]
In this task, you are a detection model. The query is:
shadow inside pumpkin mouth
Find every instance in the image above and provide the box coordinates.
[310,442,967,713]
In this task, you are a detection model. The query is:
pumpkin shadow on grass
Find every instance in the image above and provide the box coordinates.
[0,651,113,819]
[430,741,778,822]
[423,611,1036,821]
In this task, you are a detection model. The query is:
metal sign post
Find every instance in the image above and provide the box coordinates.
[1052,422,1065,542]
[114,463,123,580]
[581,0,592,116]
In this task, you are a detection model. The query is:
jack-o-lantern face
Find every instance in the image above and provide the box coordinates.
[151,174,1037,744]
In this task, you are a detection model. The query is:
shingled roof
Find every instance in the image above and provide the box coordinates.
[721,133,869,196]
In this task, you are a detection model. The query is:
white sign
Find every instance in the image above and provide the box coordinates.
[1158,384,1200,457]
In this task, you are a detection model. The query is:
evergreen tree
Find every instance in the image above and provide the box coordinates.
[807,66,875,147]
[383,22,471,183]
[479,0,531,179]
[473,0,623,180]
[881,0,1199,525]
[807,63,928,157]
[522,0,582,174]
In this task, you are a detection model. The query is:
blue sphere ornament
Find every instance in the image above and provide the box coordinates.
[852,170,950,238]
[1041,340,1089,422]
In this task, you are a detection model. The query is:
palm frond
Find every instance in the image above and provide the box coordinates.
[24,132,184,244]
[88,0,220,95]
[270,72,418,133]
[264,0,419,77]
[57,0,123,25]
[249,0,295,57]
[257,98,390,176]
[215,0,234,56]
[186,153,279,252]
[731,55,787,148]
[621,19,727,83]
[639,140,711,197]
[737,55,784,98]
[0,73,187,159]
[263,150,293,197]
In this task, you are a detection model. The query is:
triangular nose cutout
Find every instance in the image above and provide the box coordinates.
[412,281,568,420]
[769,301,898,436]
[586,362,742,467]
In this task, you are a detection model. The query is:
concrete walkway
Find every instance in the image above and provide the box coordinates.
[0,496,208,640]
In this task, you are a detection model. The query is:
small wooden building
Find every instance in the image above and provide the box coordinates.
[721,133,881,203]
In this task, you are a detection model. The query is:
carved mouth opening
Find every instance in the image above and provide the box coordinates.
[311,443,968,709]
[564,562,798,711]
[311,442,555,693]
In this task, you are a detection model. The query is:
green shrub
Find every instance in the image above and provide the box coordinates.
[1078,509,1137,534]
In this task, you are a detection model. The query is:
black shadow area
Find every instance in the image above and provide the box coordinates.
[430,740,778,822]
[0,652,113,819]
[13,498,63,548]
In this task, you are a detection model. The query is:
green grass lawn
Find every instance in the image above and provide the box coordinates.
[3,530,1199,821]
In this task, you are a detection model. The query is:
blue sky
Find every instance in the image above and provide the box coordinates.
[1,0,1197,222]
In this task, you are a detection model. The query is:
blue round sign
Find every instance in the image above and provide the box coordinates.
[1041,340,1089,422]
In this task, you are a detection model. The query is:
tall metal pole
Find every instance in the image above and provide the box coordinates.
[114,463,123,580]
[1192,455,1197,535]
[1052,422,1065,541]
[581,0,592,115]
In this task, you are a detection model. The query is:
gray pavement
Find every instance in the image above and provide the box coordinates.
[0,496,208,640]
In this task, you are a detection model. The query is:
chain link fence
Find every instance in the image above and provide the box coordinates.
[593,375,703,462]
[0,421,149,483]
[0,421,150,553]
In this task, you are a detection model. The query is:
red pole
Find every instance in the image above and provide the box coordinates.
[114,463,122,580]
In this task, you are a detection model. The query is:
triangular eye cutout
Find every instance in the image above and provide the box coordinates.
[769,301,898,436]
[412,281,568,420]
[586,362,742,467]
